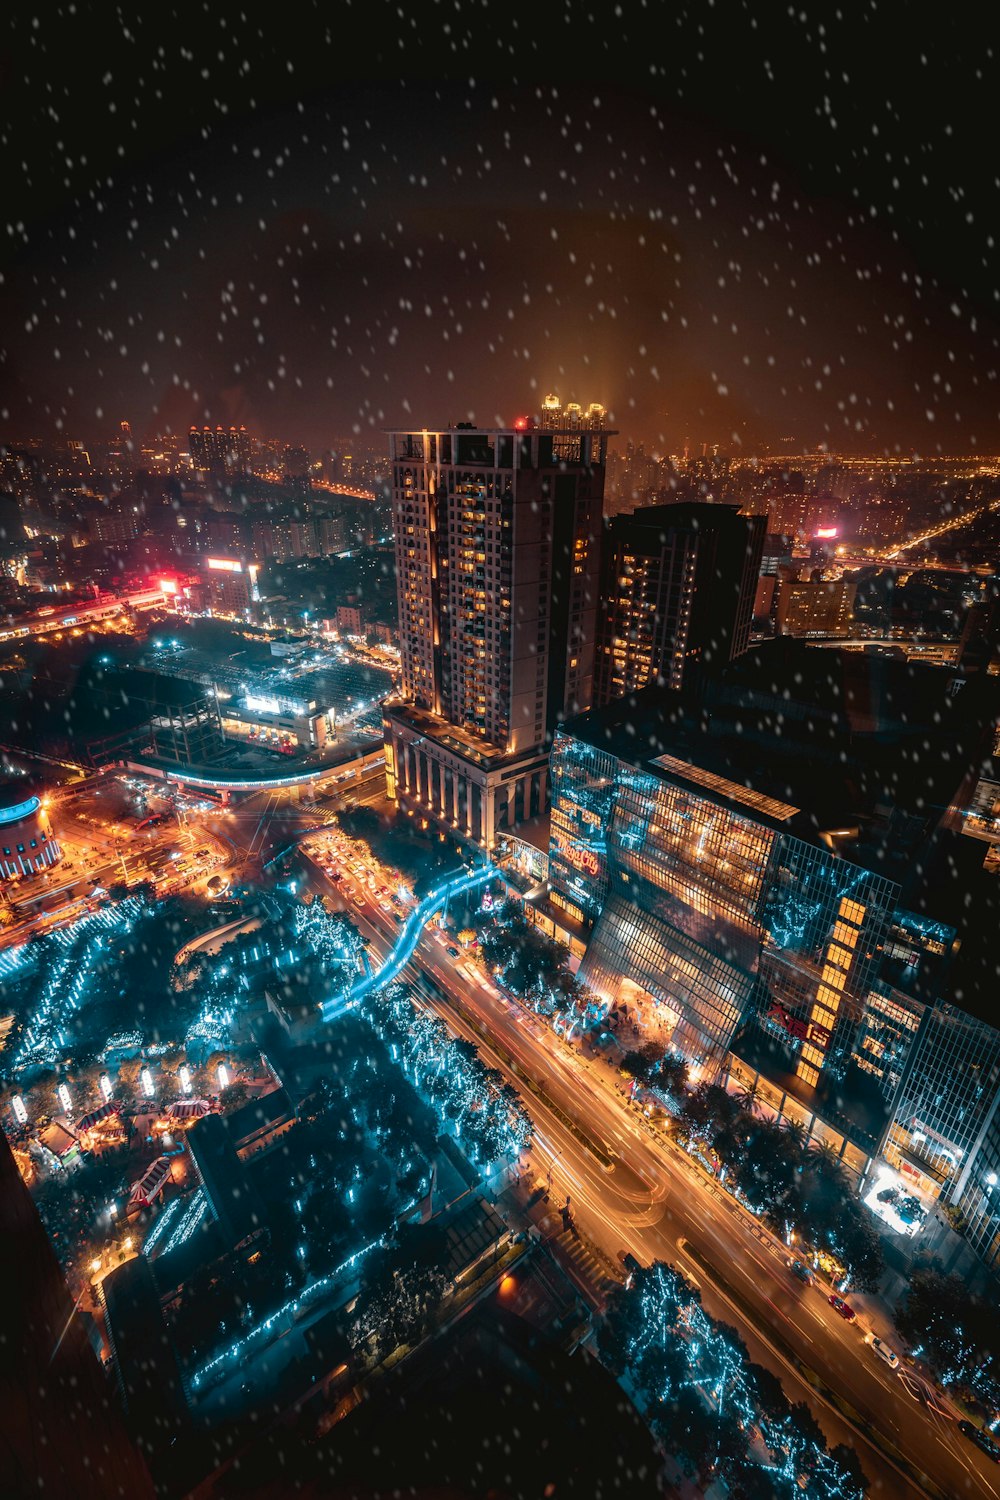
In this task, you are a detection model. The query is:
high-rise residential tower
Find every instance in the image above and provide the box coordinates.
[384,419,612,849]
[595,501,765,703]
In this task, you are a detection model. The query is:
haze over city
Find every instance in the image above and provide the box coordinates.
[2,7,998,456]
[3,8,1000,1500]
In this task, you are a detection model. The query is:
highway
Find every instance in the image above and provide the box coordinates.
[297,841,1000,1500]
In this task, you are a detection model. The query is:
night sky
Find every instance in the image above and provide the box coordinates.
[1,4,997,456]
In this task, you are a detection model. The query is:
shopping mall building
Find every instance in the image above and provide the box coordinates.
[545,643,1000,1277]
[0,779,61,885]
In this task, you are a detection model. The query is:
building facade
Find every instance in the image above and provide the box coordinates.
[545,667,1000,1262]
[776,576,856,637]
[0,784,61,884]
[595,502,765,702]
[384,421,611,848]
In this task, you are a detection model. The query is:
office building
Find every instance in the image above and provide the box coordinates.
[595,502,764,701]
[776,575,856,637]
[547,643,1000,1217]
[384,419,612,848]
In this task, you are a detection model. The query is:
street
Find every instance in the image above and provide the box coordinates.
[299,843,1000,1500]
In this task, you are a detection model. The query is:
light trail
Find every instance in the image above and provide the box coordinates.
[885,496,1000,558]
[321,864,494,1018]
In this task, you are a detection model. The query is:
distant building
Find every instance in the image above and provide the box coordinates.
[90,507,140,545]
[776,576,856,637]
[336,603,368,635]
[201,555,258,617]
[595,502,764,702]
[765,490,807,537]
[283,444,310,477]
[188,425,252,477]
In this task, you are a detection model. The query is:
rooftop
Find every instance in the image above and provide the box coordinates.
[559,639,1000,885]
[384,699,547,772]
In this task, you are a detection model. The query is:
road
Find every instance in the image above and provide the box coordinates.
[297,843,1000,1500]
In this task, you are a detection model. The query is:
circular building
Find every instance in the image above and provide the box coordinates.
[0,779,61,884]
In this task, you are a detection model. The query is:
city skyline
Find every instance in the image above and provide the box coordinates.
[5,8,1000,1498]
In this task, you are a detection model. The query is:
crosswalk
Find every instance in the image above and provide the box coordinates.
[548,1226,622,1302]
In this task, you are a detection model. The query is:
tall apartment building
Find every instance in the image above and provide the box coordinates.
[384,420,611,848]
[188,425,252,476]
[595,502,765,702]
[766,489,808,537]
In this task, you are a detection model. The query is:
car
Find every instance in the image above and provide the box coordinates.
[353,895,365,908]
[446,945,460,957]
[958,1421,1000,1461]
[870,1337,899,1369]
[788,1259,813,1285]
[828,1295,857,1322]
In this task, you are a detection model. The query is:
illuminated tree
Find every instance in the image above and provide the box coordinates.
[601,1259,869,1496]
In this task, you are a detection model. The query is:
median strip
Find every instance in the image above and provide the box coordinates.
[411,968,614,1171]
[679,1240,949,1500]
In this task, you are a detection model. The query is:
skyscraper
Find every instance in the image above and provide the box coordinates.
[595,501,765,704]
[188,424,252,477]
[384,418,612,848]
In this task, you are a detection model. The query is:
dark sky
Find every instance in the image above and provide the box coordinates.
[1,3,997,457]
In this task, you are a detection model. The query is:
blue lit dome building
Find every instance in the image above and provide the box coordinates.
[0,778,61,883]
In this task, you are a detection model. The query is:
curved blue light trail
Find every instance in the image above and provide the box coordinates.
[322,864,494,1019]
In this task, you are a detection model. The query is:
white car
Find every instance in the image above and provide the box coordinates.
[870,1337,899,1369]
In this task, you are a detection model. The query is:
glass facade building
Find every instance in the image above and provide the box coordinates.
[551,726,915,1078]
[548,657,1000,1275]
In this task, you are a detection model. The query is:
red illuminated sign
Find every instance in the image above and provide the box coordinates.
[767,1001,831,1049]
[565,844,600,876]
[814,526,838,539]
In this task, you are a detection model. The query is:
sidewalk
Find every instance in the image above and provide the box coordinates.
[458,944,940,1415]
